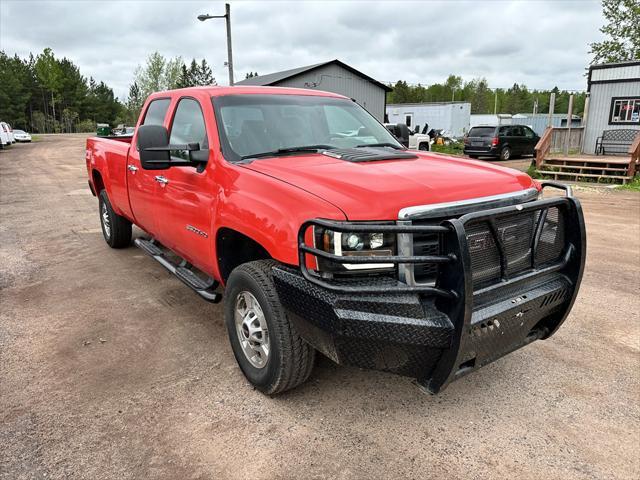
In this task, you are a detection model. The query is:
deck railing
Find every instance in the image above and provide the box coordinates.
[628,131,640,177]
[535,127,585,168]
[535,127,553,168]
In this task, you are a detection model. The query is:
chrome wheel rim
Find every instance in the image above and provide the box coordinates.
[101,203,111,238]
[234,291,270,369]
[502,148,510,160]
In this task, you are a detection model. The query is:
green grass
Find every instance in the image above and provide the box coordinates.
[431,142,464,156]
[526,164,543,179]
[616,176,640,191]
[30,135,41,142]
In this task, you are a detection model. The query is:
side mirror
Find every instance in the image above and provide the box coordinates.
[137,125,207,171]
[137,125,171,170]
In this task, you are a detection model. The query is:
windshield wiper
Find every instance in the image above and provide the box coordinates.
[241,145,334,160]
[355,142,403,150]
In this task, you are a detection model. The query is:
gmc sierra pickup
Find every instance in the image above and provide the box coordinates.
[86,86,585,395]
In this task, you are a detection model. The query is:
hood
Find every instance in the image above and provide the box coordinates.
[242,152,535,220]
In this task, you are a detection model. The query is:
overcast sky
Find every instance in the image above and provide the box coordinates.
[1,0,604,100]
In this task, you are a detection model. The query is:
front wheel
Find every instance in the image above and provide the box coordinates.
[98,190,132,248]
[418,143,429,151]
[499,146,512,161]
[224,260,315,395]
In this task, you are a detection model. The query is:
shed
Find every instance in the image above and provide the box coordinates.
[385,102,471,138]
[583,61,640,154]
[235,59,392,122]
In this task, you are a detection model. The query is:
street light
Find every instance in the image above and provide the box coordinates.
[198,3,234,86]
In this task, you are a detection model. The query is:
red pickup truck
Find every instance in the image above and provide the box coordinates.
[86,86,585,395]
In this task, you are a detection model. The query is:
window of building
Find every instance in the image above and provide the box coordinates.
[609,97,640,125]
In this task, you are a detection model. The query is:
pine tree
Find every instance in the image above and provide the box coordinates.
[197,59,215,86]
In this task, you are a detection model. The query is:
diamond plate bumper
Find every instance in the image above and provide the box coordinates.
[277,190,586,393]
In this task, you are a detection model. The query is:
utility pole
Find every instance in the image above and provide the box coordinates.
[198,3,235,86]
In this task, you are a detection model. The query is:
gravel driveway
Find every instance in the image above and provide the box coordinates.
[1,134,639,479]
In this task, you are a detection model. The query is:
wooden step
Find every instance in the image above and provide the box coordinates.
[537,170,632,182]
[540,163,630,173]
[546,155,630,165]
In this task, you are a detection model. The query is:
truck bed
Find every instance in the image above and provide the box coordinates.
[86,136,133,219]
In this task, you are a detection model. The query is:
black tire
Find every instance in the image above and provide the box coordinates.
[418,143,429,151]
[224,260,315,395]
[469,155,479,159]
[499,146,512,161]
[98,190,132,248]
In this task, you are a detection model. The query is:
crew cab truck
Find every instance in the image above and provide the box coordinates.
[86,86,585,395]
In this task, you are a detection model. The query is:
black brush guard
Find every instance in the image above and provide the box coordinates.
[272,183,586,393]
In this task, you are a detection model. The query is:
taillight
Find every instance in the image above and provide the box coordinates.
[491,137,499,146]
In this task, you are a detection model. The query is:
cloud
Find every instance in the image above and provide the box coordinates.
[0,0,604,99]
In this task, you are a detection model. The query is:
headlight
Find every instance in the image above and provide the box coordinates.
[313,225,396,273]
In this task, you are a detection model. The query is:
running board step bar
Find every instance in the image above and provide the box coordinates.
[134,238,222,303]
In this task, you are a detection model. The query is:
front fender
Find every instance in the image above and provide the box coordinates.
[213,165,346,275]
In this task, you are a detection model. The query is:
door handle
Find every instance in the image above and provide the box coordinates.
[154,175,169,186]
[127,164,138,173]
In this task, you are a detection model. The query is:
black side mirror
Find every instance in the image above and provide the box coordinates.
[137,125,171,170]
[137,125,207,171]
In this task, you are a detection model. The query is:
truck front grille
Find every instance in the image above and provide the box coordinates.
[411,205,566,290]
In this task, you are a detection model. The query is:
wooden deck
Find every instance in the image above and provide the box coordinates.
[538,154,635,184]
[534,127,639,184]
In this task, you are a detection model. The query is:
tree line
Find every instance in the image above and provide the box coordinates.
[0,48,121,133]
[0,49,218,133]
[386,75,587,117]
[123,52,216,123]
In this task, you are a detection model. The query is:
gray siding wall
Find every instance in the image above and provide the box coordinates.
[583,80,640,153]
[273,63,387,121]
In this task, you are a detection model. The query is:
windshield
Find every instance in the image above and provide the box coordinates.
[212,94,403,162]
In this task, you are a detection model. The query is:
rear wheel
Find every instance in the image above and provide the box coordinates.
[98,190,132,248]
[418,142,429,151]
[224,260,315,395]
[499,146,512,161]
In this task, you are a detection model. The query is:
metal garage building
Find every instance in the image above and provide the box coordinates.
[235,59,392,122]
[385,102,471,138]
[583,61,640,153]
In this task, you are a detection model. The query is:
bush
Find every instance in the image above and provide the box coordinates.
[75,120,96,133]
[431,141,464,156]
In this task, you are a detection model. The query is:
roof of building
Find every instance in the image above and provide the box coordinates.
[588,59,640,71]
[236,59,392,92]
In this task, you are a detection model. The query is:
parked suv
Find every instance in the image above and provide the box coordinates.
[464,125,539,160]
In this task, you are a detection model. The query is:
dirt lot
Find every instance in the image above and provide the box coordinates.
[1,134,639,480]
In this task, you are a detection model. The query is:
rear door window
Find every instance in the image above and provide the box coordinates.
[142,99,171,126]
[469,127,496,137]
[511,126,525,137]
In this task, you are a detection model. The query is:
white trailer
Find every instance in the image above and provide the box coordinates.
[385,102,471,138]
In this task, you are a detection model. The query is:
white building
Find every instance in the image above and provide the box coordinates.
[385,102,471,138]
[583,61,640,154]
